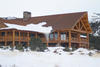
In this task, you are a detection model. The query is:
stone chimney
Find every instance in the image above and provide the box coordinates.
[23,11,31,20]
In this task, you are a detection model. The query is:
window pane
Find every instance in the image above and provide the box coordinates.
[49,33,53,40]
[61,33,66,40]
[61,34,64,40]
[1,32,5,36]
[63,34,66,40]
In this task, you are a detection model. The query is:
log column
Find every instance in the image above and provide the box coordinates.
[68,31,71,48]
[46,34,49,47]
[27,32,30,46]
[57,31,60,46]
[5,31,7,46]
[78,33,81,48]
[12,30,15,47]
[87,33,89,49]
[46,40,49,47]
[35,32,38,39]
[19,31,21,45]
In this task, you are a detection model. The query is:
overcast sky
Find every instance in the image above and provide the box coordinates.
[0,0,100,19]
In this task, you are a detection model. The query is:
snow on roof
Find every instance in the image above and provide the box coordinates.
[2,17,17,20]
[1,22,52,34]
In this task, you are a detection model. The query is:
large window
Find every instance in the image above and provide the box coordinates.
[61,33,66,40]
[49,33,53,40]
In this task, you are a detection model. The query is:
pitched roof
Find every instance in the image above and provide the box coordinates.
[0,12,87,30]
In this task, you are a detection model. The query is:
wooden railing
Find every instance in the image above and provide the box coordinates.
[20,37,28,41]
[0,36,29,41]
[71,38,78,42]
[0,36,88,44]
[80,38,87,43]
[6,37,13,41]
[0,37,5,41]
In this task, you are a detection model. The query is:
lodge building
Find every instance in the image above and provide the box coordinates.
[0,11,92,48]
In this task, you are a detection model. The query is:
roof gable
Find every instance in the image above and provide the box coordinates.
[73,13,92,33]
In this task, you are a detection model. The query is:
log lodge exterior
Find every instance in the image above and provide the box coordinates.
[0,11,92,48]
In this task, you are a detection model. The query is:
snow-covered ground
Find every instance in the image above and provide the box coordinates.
[0,47,100,67]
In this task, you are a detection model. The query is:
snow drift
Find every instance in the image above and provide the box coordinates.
[0,48,99,67]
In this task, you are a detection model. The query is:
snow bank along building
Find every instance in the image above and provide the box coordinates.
[0,11,92,48]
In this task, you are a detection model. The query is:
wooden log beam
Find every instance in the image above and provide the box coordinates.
[81,20,87,32]
[78,33,81,48]
[69,31,71,48]
[79,22,80,30]
[71,29,87,33]
[19,31,21,45]
[27,32,30,47]
[5,31,7,46]
[87,33,89,49]
[12,30,15,47]
[57,31,61,46]
[35,32,38,39]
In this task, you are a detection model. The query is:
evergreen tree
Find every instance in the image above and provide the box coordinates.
[29,37,47,51]
[15,44,24,51]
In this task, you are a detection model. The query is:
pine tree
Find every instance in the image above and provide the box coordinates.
[29,37,47,51]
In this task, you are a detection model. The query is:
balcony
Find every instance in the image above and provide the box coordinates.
[0,35,88,44]
[0,36,29,42]
[0,37,5,41]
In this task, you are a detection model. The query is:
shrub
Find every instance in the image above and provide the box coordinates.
[15,44,24,51]
[29,37,47,51]
[63,47,71,52]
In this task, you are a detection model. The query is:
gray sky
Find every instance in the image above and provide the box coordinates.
[0,0,100,19]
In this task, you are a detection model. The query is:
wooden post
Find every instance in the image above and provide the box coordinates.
[5,31,7,46]
[66,32,67,42]
[46,33,49,47]
[65,31,67,47]
[78,33,81,48]
[68,31,71,48]
[46,40,49,47]
[19,31,21,45]
[27,32,30,46]
[12,30,15,47]
[87,33,89,49]
[35,32,38,39]
[57,31,60,46]
[53,32,55,40]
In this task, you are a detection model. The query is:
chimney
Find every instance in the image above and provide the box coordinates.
[23,11,31,20]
